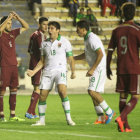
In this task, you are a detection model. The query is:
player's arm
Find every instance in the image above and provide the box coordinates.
[86,48,103,77]
[27,56,45,77]
[106,49,114,80]
[74,52,85,60]
[11,11,29,33]
[68,56,76,79]
[0,13,13,34]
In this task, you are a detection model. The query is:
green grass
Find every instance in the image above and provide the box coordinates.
[0,94,140,140]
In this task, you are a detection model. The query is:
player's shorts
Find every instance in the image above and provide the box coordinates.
[116,74,140,95]
[31,70,41,85]
[88,67,106,93]
[0,66,18,90]
[39,69,67,90]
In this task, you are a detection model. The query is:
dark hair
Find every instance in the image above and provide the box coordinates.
[76,20,89,31]
[121,2,135,21]
[0,16,8,24]
[39,17,48,24]
[48,21,60,30]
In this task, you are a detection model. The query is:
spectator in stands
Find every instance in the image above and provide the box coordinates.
[69,0,79,17]
[63,0,70,7]
[84,0,88,7]
[76,7,86,23]
[32,0,45,20]
[86,8,99,34]
[102,0,116,17]
[98,0,102,7]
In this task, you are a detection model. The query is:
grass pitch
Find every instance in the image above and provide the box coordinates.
[0,94,140,140]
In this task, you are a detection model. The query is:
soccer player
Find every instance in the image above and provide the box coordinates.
[107,2,140,132]
[75,20,114,124]
[25,17,48,119]
[0,11,29,121]
[27,21,76,126]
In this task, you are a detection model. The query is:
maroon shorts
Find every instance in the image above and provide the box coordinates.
[31,70,41,85]
[0,66,18,90]
[116,74,139,95]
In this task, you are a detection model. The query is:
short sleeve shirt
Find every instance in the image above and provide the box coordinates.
[108,21,140,74]
[41,35,73,71]
[84,31,106,69]
[0,28,20,66]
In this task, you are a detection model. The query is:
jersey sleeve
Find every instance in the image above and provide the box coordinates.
[108,30,117,51]
[89,36,101,51]
[65,39,73,57]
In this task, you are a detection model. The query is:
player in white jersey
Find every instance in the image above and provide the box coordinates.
[75,20,114,124]
[27,21,76,126]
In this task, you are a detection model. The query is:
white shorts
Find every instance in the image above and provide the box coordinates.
[88,67,106,93]
[39,70,67,90]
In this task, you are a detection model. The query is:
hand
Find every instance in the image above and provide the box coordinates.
[8,13,14,20]
[107,68,112,80]
[10,11,20,20]
[27,69,35,77]
[86,69,94,77]
[71,72,76,79]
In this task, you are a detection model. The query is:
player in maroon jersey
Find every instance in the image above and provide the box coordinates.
[107,2,140,132]
[0,11,29,122]
[25,17,48,119]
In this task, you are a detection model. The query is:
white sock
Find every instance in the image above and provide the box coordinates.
[62,97,71,121]
[99,100,112,115]
[95,106,104,121]
[38,101,47,123]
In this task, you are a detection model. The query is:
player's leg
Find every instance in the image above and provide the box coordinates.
[0,89,6,122]
[26,85,40,119]
[115,74,139,132]
[57,84,75,126]
[92,99,105,124]
[32,74,53,126]
[32,89,49,126]
[88,68,114,124]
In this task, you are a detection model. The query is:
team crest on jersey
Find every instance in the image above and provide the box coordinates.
[10,35,14,38]
[58,42,61,48]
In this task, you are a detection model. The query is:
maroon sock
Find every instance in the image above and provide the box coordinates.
[9,91,17,117]
[27,91,40,115]
[120,97,138,122]
[0,95,4,118]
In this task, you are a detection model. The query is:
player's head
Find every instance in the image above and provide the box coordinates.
[0,16,12,32]
[121,2,135,21]
[76,20,89,37]
[80,7,84,14]
[87,8,92,15]
[48,21,60,40]
[39,17,48,32]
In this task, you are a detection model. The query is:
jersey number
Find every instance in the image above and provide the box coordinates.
[51,50,56,56]
[120,36,127,54]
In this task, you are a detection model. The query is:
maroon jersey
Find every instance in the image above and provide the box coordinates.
[28,29,46,69]
[108,21,140,74]
[0,28,20,66]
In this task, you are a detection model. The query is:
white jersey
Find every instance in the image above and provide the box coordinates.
[84,32,106,69]
[40,35,73,73]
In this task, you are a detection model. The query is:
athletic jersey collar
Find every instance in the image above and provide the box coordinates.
[57,34,61,41]
[84,31,91,41]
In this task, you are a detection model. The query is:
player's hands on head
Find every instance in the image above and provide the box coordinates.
[107,68,112,80]
[27,69,34,77]
[71,72,76,79]
[10,11,20,20]
[8,12,14,20]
